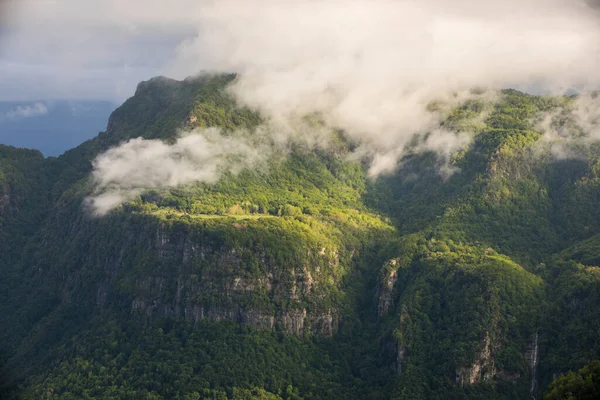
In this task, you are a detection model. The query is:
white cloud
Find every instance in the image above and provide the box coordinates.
[164,0,600,175]
[2,102,48,120]
[87,127,270,216]
[86,0,600,214]
[3,0,600,103]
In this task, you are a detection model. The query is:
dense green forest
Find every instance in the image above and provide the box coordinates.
[1,74,599,399]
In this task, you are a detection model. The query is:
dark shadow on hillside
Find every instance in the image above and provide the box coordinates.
[0,360,22,400]
[545,157,600,244]
[364,149,482,235]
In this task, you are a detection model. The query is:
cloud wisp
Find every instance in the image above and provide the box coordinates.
[87,127,269,215]
[1,102,48,120]
[535,94,600,159]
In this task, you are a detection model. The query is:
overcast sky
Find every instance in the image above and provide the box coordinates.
[1,0,600,104]
[0,0,203,102]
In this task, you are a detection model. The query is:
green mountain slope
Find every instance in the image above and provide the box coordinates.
[1,75,599,399]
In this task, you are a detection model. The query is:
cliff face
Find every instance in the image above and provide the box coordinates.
[455,332,496,387]
[376,258,400,318]
[46,209,360,338]
[124,220,340,336]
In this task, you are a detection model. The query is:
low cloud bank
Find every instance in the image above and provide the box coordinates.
[168,0,600,157]
[88,0,600,215]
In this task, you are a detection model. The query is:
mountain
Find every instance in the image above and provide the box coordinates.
[0,100,116,157]
[1,74,599,399]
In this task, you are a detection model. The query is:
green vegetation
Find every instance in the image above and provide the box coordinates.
[544,360,600,400]
[2,76,600,399]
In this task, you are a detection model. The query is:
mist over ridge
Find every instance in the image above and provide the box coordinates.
[87,0,600,215]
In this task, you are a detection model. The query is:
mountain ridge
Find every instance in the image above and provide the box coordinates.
[1,74,599,399]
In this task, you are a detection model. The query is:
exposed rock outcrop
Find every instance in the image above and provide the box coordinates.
[456,332,496,387]
[454,330,541,390]
[72,218,343,337]
[377,258,400,317]
[525,331,539,397]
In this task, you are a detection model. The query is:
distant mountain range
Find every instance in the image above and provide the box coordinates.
[0,100,116,157]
